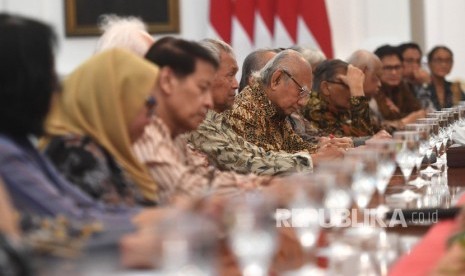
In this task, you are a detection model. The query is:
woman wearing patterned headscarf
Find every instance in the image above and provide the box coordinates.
[42,48,160,205]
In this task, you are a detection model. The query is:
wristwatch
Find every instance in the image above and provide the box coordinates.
[350,96,368,106]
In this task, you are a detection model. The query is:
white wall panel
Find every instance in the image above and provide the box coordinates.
[424,0,465,80]
[327,0,410,59]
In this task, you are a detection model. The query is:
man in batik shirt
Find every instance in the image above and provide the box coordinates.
[134,38,274,204]
[302,59,372,137]
[398,42,435,111]
[373,45,425,124]
[348,49,404,134]
[222,50,349,156]
[189,110,314,175]
[189,40,315,175]
[223,49,316,153]
[189,45,345,174]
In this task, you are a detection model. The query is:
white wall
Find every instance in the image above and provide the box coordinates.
[326,0,410,59]
[424,0,465,80]
[0,0,211,76]
[0,0,463,80]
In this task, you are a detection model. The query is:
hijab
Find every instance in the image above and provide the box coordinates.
[43,49,159,202]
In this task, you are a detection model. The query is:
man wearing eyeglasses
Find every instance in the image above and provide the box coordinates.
[398,42,435,111]
[373,45,425,127]
[347,49,404,134]
[189,42,328,175]
[301,59,375,140]
[222,50,346,157]
[190,44,346,174]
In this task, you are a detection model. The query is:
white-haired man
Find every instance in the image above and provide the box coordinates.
[189,44,344,174]
[95,14,154,56]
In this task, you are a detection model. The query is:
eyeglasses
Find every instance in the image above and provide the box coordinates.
[403,58,421,65]
[431,58,452,65]
[382,65,402,72]
[281,69,310,99]
[326,80,350,89]
[146,95,157,117]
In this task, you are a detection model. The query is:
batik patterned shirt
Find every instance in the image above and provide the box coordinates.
[0,134,138,238]
[44,135,140,206]
[222,83,318,153]
[133,117,271,205]
[369,98,404,133]
[430,81,465,111]
[375,81,421,121]
[302,91,373,137]
[188,110,313,176]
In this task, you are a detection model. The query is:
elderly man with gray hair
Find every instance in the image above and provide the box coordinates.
[238,48,281,92]
[219,49,346,165]
[189,40,329,175]
[95,14,154,56]
[347,49,405,134]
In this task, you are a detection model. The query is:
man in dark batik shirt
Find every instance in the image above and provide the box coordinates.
[347,49,402,134]
[302,59,373,137]
[222,50,347,158]
[373,45,425,125]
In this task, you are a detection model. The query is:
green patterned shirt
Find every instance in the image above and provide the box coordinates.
[188,110,313,176]
[302,90,373,137]
[222,83,319,153]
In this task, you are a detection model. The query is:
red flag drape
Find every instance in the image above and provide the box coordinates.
[275,0,299,43]
[210,0,233,43]
[299,0,334,58]
[257,0,275,35]
[234,0,256,42]
[209,0,334,59]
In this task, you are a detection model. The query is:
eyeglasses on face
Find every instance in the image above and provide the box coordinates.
[431,58,453,65]
[382,65,402,72]
[145,95,157,117]
[403,58,421,65]
[281,69,311,99]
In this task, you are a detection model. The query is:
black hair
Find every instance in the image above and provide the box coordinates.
[145,36,219,77]
[312,59,348,91]
[427,45,453,63]
[374,44,402,61]
[398,42,422,56]
[0,13,57,136]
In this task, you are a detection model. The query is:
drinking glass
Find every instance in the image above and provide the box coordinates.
[416,118,441,176]
[332,226,383,276]
[344,149,379,209]
[434,110,454,148]
[426,113,448,157]
[286,173,332,268]
[155,211,219,276]
[442,107,460,129]
[457,105,465,126]
[393,131,420,185]
[365,139,397,213]
[404,123,432,187]
[315,160,354,227]
[226,192,277,276]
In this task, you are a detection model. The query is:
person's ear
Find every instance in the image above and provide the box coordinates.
[362,66,368,74]
[158,67,176,95]
[321,81,331,96]
[247,75,253,87]
[270,70,283,90]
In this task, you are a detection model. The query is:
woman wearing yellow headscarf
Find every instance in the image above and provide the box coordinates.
[42,48,159,205]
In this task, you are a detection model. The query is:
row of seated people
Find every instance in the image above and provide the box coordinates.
[0,13,340,273]
[1,12,464,274]
[285,42,464,143]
